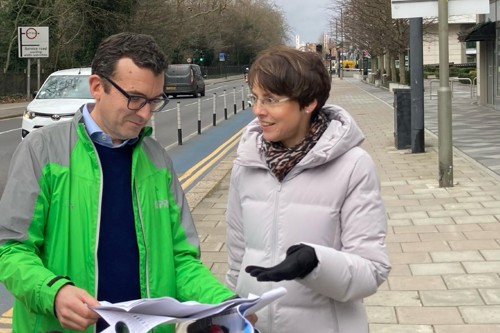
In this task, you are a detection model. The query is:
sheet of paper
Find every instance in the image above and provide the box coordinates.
[92,287,287,333]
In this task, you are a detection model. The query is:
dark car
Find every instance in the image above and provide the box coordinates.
[164,64,205,98]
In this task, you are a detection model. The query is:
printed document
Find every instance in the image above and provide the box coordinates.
[92,287,286,333]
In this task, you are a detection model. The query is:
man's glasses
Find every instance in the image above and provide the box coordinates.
[248,94,290,107]
[100,75,169,113]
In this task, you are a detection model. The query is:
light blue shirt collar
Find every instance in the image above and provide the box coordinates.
[82,104,138,148]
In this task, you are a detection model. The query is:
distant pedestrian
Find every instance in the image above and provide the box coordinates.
[244,66,249,82]
[0,32,240,333]
[225,45,391,333]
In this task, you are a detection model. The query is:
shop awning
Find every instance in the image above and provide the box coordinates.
[458,21,495,42]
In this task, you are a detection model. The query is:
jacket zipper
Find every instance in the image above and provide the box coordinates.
[269,180,282,333]
[87,131,102,333]
[135,180,151,298]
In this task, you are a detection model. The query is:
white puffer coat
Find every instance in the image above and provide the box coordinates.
[226,105,391,333]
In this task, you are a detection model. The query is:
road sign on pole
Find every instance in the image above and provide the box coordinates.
[391,0,488,18]
[18,26,49,58]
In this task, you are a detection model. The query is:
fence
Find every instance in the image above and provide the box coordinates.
[0,71,50,99]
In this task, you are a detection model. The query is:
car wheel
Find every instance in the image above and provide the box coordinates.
[201,89,205,97]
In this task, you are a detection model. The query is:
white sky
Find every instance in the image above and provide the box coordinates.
[272,0,333,44]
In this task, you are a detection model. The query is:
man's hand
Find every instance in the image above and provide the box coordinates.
[54,284,101,331]
[245,244,318,282]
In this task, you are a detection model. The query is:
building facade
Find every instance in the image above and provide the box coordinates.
[460,1,498,108]
[424,15,476,65]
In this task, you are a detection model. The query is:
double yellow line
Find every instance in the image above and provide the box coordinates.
[179,129,243,189]
[0,308,12,332]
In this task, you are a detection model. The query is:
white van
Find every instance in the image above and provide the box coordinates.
[21,67,93,138]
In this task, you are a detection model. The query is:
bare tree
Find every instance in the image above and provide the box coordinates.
[0,0,288,77]
[330,0,410,84]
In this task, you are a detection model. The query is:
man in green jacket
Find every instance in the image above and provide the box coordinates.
[0,32,236,333]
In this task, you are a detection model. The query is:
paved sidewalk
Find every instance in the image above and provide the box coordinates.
[192,77,500,333]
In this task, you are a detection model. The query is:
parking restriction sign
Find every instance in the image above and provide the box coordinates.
[18,26,49,58]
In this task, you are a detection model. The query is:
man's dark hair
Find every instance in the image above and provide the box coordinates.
[91,32,167,79]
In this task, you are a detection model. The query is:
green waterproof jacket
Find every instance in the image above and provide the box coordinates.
[0,109,234,333]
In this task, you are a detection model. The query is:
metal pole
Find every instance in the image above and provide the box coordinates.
[336,19,340,78]
[241,85,245,110]
[233,87,237,114]
[37,59,41,90]
[410,17,425,153]
[438,0,453,187]
[340,8,344,80]
[329,48,332,76]
[197,98,201,134]
[27,58,31,100]
[212,93,217,126]
[223,89,228,119]
[177,102,182,145]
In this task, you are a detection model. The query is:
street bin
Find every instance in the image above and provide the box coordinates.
[393,88,411,149]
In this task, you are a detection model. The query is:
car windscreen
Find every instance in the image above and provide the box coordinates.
[36,75,92,99]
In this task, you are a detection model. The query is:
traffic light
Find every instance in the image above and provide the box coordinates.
[199,51,205,64]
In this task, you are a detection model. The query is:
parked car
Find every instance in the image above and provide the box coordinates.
[21,67,93,138]
[164,64,205,98]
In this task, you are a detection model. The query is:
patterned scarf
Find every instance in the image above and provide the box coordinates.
[261,110,330,182]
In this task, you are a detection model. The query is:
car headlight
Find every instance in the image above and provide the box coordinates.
[23,111,36,119]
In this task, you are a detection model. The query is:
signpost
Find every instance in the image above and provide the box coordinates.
[391,0,489,187]
[18,26,49,99]
[391,0,489,19]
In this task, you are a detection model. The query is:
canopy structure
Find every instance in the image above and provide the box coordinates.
[458,21,495,42]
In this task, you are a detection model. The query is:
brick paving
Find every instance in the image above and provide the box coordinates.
[2,77,500,332]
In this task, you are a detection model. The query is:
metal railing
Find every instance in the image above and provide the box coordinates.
[429,77,474,99]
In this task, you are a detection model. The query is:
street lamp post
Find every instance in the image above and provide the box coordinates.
[329,48,333,75]
[438,0,453,187]
[340,8,344,80]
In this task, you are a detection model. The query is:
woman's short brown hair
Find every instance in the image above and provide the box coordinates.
[248,45,331,119]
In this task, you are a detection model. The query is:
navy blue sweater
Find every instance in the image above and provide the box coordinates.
[95,143,141,331]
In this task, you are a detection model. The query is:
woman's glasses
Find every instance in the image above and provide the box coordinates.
[248,94,290,107]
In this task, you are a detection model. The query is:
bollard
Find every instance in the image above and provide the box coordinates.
[223,89,228,120]
[176,102,182,145]
[393,88,411,149]
[233,87,237,114]
[212,93,217,126]
[197,98,201,134]
[241,85,245,110]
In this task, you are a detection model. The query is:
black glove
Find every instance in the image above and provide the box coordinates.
[245,244,318,282]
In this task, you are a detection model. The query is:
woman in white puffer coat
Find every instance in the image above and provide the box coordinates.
[225,45,391,333]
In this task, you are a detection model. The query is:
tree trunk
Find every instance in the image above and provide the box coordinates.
[399,51,406,84]
[379,54,385,78]
[390,54,397,83]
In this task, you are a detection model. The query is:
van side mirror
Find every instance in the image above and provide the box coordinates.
[32,91,38,99]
